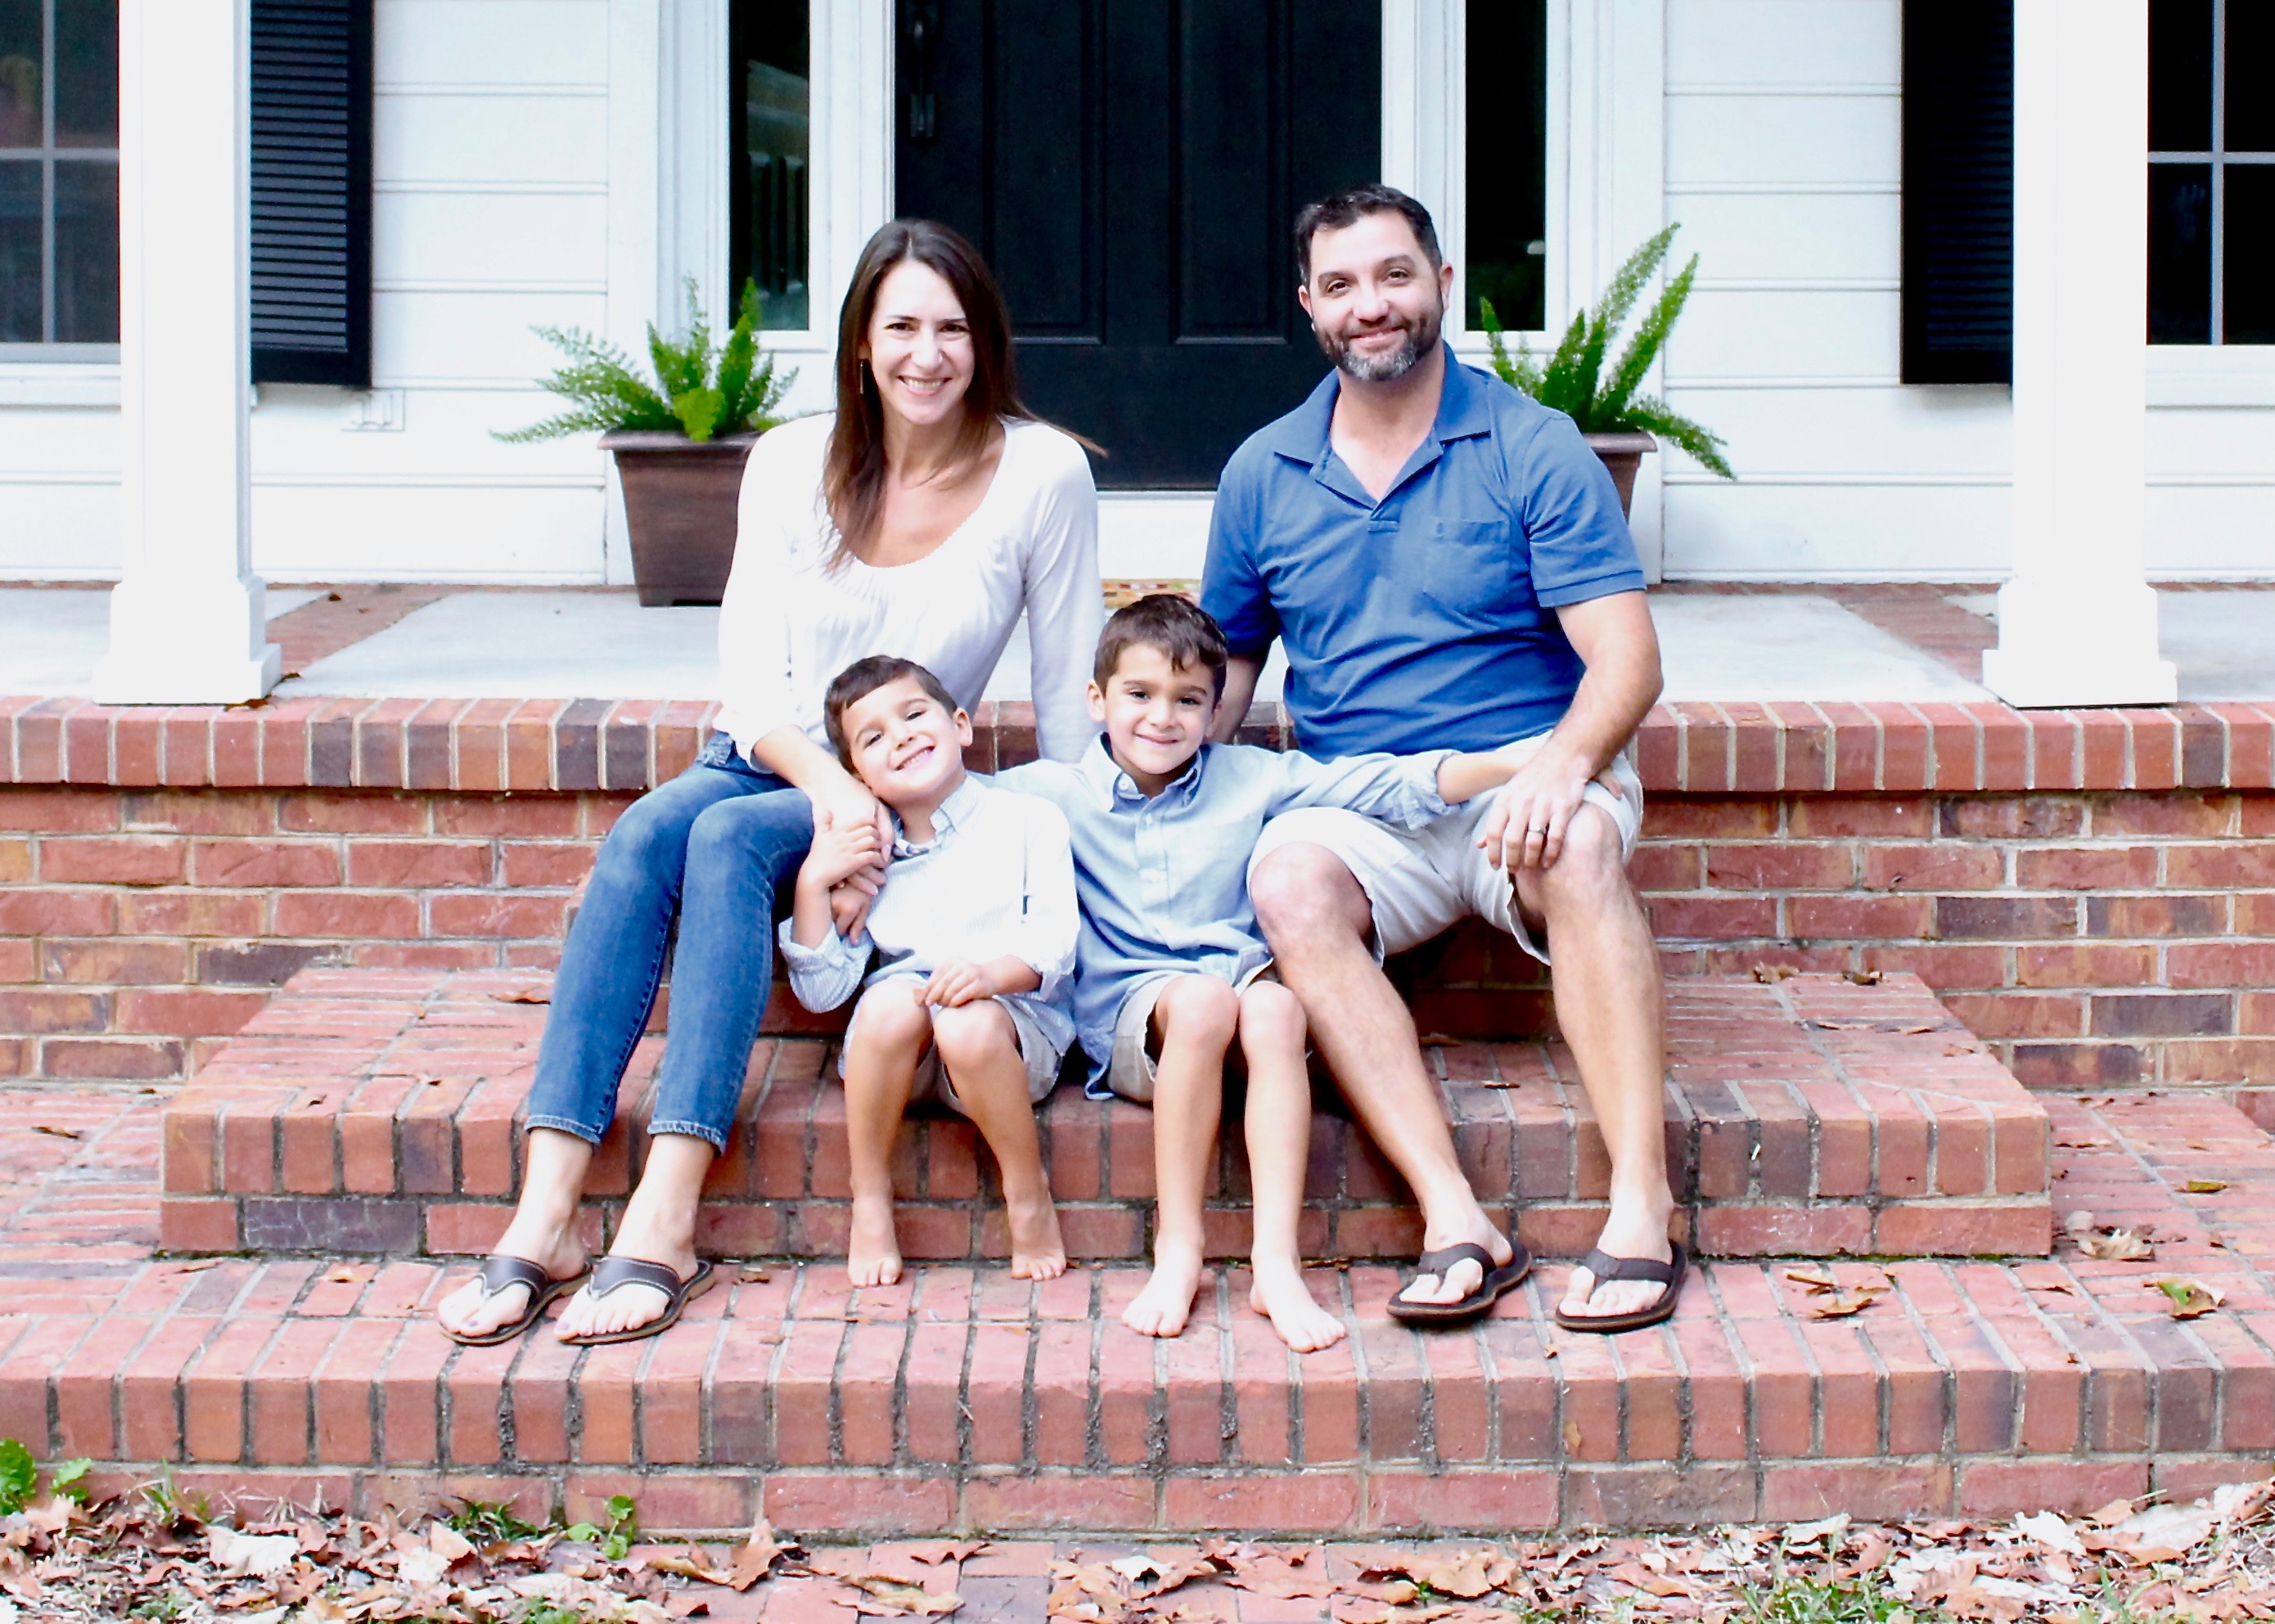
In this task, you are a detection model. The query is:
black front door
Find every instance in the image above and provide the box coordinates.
[895,0,1380,488]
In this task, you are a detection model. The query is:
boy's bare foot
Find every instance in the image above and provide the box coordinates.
[1250,1259,1347,1352]
[848,1194,903,1287]
[1005,1189,1067,1280]
[1123,1240,1205,1338]
[435,1219,588,1340]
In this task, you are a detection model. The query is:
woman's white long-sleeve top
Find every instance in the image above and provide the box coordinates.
[714,412,1104,765]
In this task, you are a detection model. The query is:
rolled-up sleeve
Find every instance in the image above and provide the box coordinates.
[1003,800,1079,1000]
[776,920,870,1013]
[1266,747,1457,829]
[1020,438,1105,763]
[714,427,813,757]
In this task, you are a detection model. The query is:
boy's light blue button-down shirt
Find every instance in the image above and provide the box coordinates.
[997,735,1454,1092]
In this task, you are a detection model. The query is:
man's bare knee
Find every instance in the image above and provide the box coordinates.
[1250,843,1371,942]
[1520,806,1632,917]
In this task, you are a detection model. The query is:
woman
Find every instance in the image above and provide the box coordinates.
[436,219,1102,1346]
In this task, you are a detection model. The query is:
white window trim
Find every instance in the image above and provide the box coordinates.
[0,357,121,407]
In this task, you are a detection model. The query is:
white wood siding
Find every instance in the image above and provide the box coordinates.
[1,0,2268,584]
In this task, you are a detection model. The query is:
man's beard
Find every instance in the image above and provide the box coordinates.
[1320,299,1443,382]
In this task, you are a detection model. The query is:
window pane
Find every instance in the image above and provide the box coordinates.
[0,0,39,151]
[2148,163,2211,343]
[2228,4,2275,152]
[0,158,38,340]
[735,2,809,331]
[2149,0,2213,151]
[52,156,112,341]
[54,0,116,148]
[1465,0,1547,331]
[2223,165,2275,342]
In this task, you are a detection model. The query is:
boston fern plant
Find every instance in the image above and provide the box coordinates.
[1479,224,1733,479]
[498,278,793,444]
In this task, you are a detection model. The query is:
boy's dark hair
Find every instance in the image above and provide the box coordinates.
[1094,594,1230,699]
[823,655,960,766]
[1293,183,1443,283]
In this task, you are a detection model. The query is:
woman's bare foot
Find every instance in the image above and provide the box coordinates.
[1123,1239,1205,1338]
[1005,1190,1066,1280]
[1250,1258,1346,1352]
[849,1194,903,1288]
[554,1225,700,1342]
[435,1218,588,1340]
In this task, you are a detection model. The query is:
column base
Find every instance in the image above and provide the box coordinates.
[93,576,284,706]
[1979,577,2178,710]
[1980,647,2178,709]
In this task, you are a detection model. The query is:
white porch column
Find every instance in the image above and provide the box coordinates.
[93,0,281,706]
[1980,0,2175,709]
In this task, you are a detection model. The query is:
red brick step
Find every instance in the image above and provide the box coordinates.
[159,969,2052,1262]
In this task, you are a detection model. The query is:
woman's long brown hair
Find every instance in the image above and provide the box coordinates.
[822,219,1034,569]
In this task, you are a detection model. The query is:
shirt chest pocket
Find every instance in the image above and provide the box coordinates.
[1420,518,1518,619]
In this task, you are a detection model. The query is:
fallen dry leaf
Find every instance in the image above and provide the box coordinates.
[1784,1265,1842,1292]
[30,1124,81,1140]
[837,1573,962,1615]
[727,1517,793,1590]
[490,987,552,1004]
[2073,1226,2155,1262]
[2184,1180,2231,1194]
[1842,969,1884,985]
[736,1265,772,1284]
[1750,963,1797,983]
[2152,1277,2225,1320]
[1807,1289,1881,1319]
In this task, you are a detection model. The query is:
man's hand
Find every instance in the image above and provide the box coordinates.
[1475,745,1602,871]
[922,959,996,1008]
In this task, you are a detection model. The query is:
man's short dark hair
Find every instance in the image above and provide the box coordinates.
[1294,183,1444,283]
[823,655,960,766]
[1094,594,1229,699]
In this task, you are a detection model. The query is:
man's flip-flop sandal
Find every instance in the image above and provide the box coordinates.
[1552,1243,1687,1335]
[1386,1239,1533,1326]
[557,1256,719,1347]
[442,1255,591,1347]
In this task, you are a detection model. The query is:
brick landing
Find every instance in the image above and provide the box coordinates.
[2,1082,2272,1534]
[160,971,2053,1262]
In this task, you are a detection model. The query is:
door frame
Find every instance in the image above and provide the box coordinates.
[606,0,1667,574]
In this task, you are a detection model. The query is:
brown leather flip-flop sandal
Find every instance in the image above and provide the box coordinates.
[558,1256,719,1347]
[1553,1243,1687,1335]
[1386,1239,1534,1327]
[442,1255,590,1347]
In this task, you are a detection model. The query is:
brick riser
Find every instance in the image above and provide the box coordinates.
[160,970,2052,1262]
[7,1087,2270,1536]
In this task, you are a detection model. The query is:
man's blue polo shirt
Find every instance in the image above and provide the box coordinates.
[1200,348,1645,758]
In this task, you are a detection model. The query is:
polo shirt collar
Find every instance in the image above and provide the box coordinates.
[1264,344,1494,475]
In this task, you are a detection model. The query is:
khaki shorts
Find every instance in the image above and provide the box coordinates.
[839,974,1065,1113]
[1106,966,1275,1104]
[1247,731,1646,964]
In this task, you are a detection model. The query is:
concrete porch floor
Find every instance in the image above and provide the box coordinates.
[1,582,2269,706]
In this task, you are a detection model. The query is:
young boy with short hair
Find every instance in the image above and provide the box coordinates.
[999,596,1526,1351]
[782,656,1079,1289]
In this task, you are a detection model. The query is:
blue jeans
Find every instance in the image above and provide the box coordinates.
[523,732,814,1152]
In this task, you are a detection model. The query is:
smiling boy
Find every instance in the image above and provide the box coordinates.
[782,656,1079,1288]
[999,596,1529,1350]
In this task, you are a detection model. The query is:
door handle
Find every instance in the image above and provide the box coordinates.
[907,0,940,142]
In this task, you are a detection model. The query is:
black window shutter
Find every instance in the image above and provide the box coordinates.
[1902,0,2012,385]
[250,0,373,387]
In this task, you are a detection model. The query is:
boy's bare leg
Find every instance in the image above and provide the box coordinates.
[1250,846,1513,1308]
[933,1001,1066,1280]
[1511,807,1675,1321]
[435,1127,593,1338]
[555,1131,715,1338]
[1124,976,1239,1338]
[1238,980,1345,1352]
[841,983,934,1287]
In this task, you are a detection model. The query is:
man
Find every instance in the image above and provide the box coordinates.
[1201,184,1679,1332]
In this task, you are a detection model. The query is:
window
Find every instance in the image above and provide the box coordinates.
[730,3,809,331]
[0,0,117,349]
[1463,0,1547,333]
[2150,0,2273,344]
